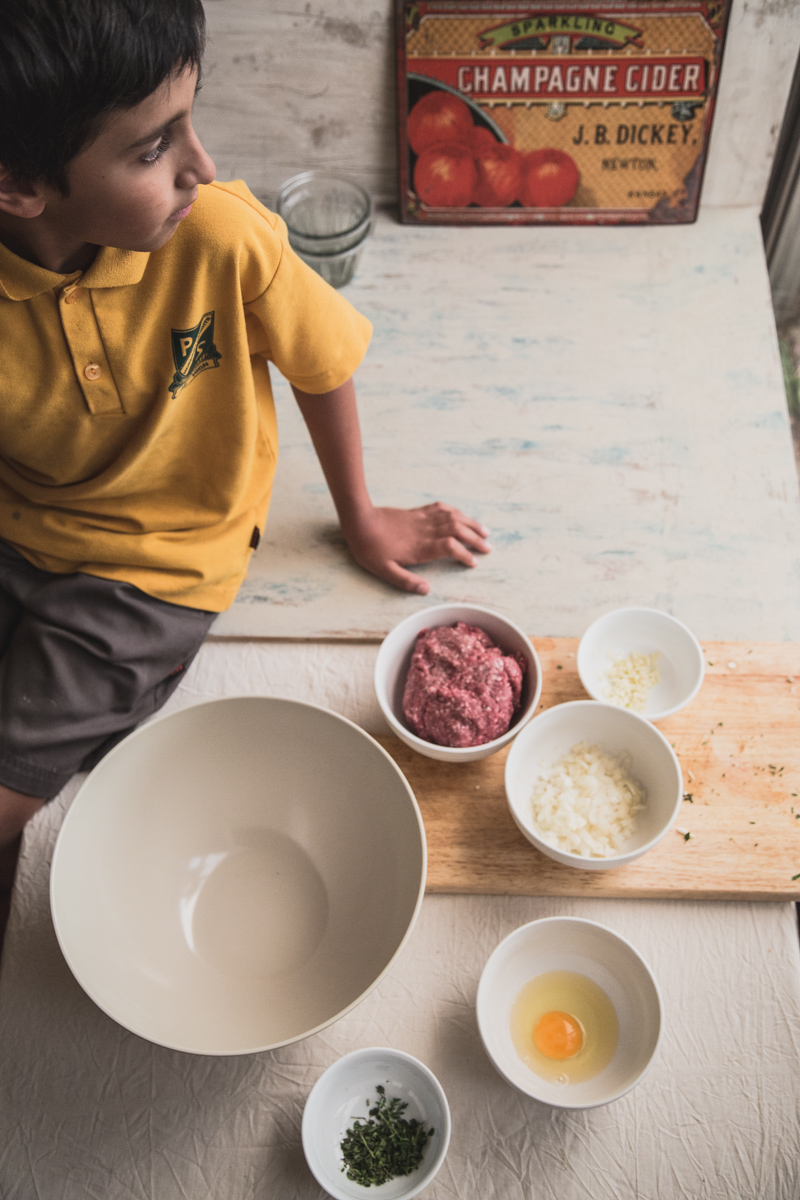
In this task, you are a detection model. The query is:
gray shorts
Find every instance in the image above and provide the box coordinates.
[0,540,217,799]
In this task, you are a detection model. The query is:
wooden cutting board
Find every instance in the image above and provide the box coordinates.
[377,638,800,900]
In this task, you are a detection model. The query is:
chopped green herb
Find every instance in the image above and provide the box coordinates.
[340,1085,434,1187]
[556,664,563,670]
[683,793,694,803]
[749,821,756,825]
[793,873,800,882]
[683,831,691,842]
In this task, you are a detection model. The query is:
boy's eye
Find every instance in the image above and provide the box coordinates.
[141,135,171,165]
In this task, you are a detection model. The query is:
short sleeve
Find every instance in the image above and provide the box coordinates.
[245,219,372,394]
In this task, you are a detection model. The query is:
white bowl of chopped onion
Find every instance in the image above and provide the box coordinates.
[505,700,683,869]
[577,607,704,722]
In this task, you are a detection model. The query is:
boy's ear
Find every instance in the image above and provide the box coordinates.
[0,166,47,219]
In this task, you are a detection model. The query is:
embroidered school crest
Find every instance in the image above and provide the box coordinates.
[168,311,221,397]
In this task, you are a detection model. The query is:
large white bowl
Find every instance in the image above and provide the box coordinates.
[50,697,426,1055]
[374,603,542,763]
[505,700,682,869]
[477,917,663,1109]
[577,607,704,721]
[302,1047,451,1199]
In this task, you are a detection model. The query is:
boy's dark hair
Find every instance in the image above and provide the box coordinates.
[0,0,206,191]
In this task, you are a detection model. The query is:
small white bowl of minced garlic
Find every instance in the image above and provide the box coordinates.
[577,607,704,722]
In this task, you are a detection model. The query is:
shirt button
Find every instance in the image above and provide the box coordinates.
[84,363,102,381]
[64,288,84,304]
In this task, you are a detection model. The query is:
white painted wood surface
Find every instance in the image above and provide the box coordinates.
[194,0,800,210]
[213,204,800,642]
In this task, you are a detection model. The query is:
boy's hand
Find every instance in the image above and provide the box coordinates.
[342,502,492,595]
[292,379,491,593]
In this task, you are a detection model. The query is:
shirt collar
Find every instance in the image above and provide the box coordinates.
[0,240,150,300]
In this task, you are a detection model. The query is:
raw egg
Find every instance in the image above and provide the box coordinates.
[510,970,618,1084]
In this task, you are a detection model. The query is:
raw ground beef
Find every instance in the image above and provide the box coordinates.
[402,621,526,748]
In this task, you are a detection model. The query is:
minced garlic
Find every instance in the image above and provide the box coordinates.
[602,651,660,712]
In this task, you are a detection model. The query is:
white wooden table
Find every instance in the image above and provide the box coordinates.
[217,205,800,642]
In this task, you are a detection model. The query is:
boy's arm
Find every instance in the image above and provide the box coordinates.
[292,377,492,595]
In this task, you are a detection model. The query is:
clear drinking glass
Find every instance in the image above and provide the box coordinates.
[276,172,373,288]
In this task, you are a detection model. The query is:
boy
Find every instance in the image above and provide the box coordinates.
[0,0,491,857]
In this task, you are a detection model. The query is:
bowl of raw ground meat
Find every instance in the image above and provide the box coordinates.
[375,603,542,763]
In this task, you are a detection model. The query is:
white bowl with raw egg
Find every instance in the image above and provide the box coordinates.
[505,700,683,870]
[577,607,704,721]
[50,697,426,1055]
[477,917,663,1108]
[374,602,542,763]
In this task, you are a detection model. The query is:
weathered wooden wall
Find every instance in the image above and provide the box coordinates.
[193,0,800,209]
[195,0,396,204]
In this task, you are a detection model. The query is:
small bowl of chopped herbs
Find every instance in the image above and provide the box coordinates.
[302,1047,451,1198]
[577,607,704,722]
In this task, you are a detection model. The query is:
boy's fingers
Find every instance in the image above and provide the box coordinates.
[435,503,489,534]
[450,511,491,539]
[422,505,491,551]
[382,561,430,594]
[451,522,492,554]
[432,536,476,568]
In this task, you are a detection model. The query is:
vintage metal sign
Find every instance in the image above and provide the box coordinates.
[396,0,732,224]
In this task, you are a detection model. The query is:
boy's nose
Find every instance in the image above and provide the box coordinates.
[177,129,216,189]
[194,140,217,186]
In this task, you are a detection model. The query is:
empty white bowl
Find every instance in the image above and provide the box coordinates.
[505,700,682,869]
[577,607,704,721]
[477,917,662,1108]
[50,697,426,1055]
[374,603,542,763]
[302,1047,451,1199]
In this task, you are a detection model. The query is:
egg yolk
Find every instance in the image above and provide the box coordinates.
[533,1010,584,1060]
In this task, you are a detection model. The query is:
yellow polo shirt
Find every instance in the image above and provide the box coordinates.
[0,181,372,610]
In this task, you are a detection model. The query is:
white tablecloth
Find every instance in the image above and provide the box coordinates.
[2,643,800,1199]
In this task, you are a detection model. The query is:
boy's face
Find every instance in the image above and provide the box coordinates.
[36,65,216,258]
